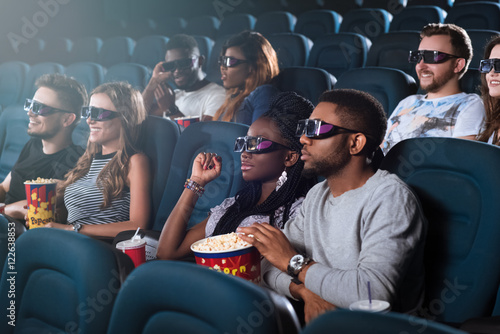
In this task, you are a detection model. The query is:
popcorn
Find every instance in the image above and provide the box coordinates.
[25,177,57,184]
[192,233,250,252]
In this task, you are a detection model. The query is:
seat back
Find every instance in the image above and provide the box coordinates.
[445,2,500,31]
[380,138,500,323]
[0,61,29,108]
[362,0,407,14]
[72,118,90,149]
[322,0,362,15]
[41,37,73,65]
[152,121,248,231]
[139,116,181,227]
[407,0,453,12]
[267,32,312,68]
[65,62,105,94]
[294,9,342,41]
[107,261,293,334]
[340,8,393,40]
[217,13,256,38]
[21,62,65,101]
[0,104,30,181]
[16,39,44,65]
[103,63,151,91]
[459,68,481,94]
[0,228,134,334]
[185,15,220,40]
[307,32,371,78]
[131,35,169,69]
[302,309,467,334]
[70,36,103,63]
[98,36,135,68]
[155,17,186,37]
[390,5,446,32]
[335,66,417,116]
[274,66,336,105]
[468,29,500,70]
[192,35,214,72]
[255,11,297,36]
[366,31,421,79]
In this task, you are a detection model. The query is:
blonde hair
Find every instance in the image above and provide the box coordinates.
[59,82,147,208]
[214,31,280,122]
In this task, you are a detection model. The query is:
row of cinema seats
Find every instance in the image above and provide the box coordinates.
[0,225,468,334]
[2,135,500,333]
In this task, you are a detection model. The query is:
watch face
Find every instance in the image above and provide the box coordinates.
[290,254,305,270]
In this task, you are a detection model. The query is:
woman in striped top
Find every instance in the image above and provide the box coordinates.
[45,82,151,237]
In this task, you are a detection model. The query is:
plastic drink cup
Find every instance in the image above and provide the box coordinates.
[24,181,57,229]
[349,300,391,313]
[116,238,146,267]
[175,116,200,128]
[0,203,5,214]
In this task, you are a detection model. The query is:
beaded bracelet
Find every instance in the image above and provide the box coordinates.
[184,178,205,197]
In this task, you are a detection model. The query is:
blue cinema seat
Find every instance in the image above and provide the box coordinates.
[322,0,361,15]
[131,35,169,69]
[267,32,312,68]
[380,138,500,323]
[152,121,248,231]
[107,261,299,334]
[0,228,134,334]
[407,0,453,12]
[468,29,500,70]
[445,2,500,31]
[217,13,256,39]
[362,0,407,15]
[294,9,342,41]
[390,5,447,32]
[302,309,467,334]
[103,63,151,91]
[192,35,214,72]
[0,61,29,108]
[155,17,186,37]
[0,104,30,181]
[98,36,135,68]
[255,11,296,36]
[307,32,372,79]
[65,62,105,94]
[21,62,65,102]
[70,36,103,64]
[40,37,73,65]
[340,8,393,40]
[335,66,417,116]
[185,15,220,40]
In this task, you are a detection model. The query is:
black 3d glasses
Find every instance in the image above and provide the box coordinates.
[81,106,119,121]
[234,136,292,154]
[24,98,74,116]
[408,50,460,64]
[162,57,197,72]
[479,59,500,73]
[218,56,248,68]
[296,119,366,139]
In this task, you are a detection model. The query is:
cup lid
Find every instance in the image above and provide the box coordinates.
[116,238,146,249]
[349,300,391,312]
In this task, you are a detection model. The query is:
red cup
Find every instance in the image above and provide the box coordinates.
[0,203,5,214]
[175,116,200,128]
[116,238,146,267]
[24,182,57,229]
[191,238,261,284]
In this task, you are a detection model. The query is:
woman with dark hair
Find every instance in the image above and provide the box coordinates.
[213,30,280,125]
[477,35,500,144]
[157,91,316,260]
[44,82,152,237]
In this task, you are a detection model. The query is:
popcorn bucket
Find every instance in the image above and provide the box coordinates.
[116,238,146,267]
[191,237,261,284]
[24,181,57,229]
[175,116,200,128]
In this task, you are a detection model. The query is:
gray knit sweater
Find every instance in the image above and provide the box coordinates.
[263,169,426,312]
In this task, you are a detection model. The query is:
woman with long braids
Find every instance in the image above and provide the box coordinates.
[157,91,316,260]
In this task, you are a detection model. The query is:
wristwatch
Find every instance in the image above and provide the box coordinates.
[287,254,311,284]
[72,223,82,233]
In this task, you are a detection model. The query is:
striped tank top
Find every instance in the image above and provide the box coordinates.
[64,152,130,225]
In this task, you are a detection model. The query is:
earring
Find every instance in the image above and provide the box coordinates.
[275,170,288,191]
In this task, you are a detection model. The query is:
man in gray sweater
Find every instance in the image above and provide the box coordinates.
[239,89,426,323]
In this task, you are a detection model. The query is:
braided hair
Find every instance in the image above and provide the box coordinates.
[212,91,316,235]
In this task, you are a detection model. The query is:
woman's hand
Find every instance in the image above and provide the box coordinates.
[42,222,73,231]
[190,152,222,186]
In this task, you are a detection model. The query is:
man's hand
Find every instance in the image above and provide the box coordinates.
[238,223,297,272]
[154,83,175,113]
[291,283,337,324]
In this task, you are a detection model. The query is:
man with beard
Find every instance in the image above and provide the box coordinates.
[142,34,226,121]
[0,74,86,220]
[381,23,485,154]
[239,89,426,324]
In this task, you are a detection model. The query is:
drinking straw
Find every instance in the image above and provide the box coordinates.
[368,281,372,307]
[132,227,141,241]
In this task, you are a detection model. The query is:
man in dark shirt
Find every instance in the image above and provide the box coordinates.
[0,73,87,220]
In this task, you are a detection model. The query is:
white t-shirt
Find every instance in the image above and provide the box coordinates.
[174,82,226,119]
[382,92,485,154]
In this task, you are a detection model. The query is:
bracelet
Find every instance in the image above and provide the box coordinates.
[184,178,205,197]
